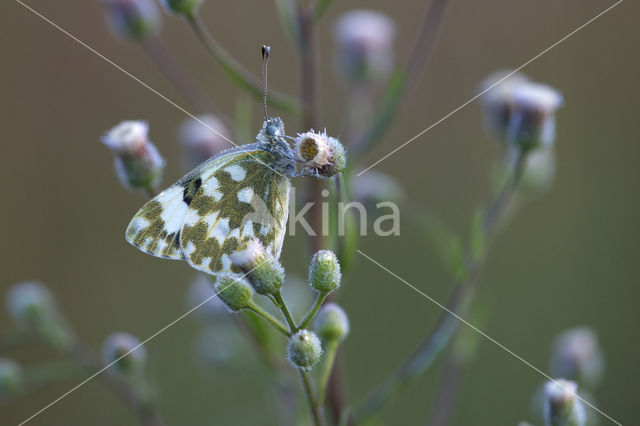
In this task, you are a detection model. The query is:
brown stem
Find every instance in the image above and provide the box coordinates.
[141,37,214,114]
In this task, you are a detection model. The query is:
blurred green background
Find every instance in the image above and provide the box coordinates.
[1,0,639,424]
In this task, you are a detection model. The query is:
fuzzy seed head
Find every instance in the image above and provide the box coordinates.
[314,303,350,342]
[215,274,254,312]
[287,330,322,371]
[295,130,346,179]
[308,250,342,294]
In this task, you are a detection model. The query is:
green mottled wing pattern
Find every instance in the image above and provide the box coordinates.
[180,150,290,275]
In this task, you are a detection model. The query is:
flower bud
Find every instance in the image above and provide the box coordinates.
[0,359,23,401]
[333,10,395,85]
[186,274,227,320]
[314,303,349,342]
[178,115,231,170]
[101,121,165,193]
[102,332,147,376]
[308,250,341,294]
[159,0,202,15]
[229,239,284,296]
[551,328,604,390]
[544,380,586,426]
[215,274,254,312]
[295,130,346,179]
[479,70,529,142]
[6,282,73,350]
[287,330,322,371]
[507,81,563,151]
[100,0,161,41]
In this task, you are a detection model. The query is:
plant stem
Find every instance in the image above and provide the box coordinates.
[351,0,449,157]
[352,149,528,423]
[247,303,291,336]
[184,12,299,113]
[317,340,338,408]
[425,347,463,426]
[273,290,298,331]
[300,370,323,426]
[298,291,327,330]
[141,37,213,114]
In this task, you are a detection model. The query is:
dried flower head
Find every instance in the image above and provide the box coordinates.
[287,330,322,371]
[508,81,563,151]
[101,120,165,193]
[178,115,231,169]
[295,130,346,179]
[479,70,529,141]
[100,0,161,41]
[333,10,395,85]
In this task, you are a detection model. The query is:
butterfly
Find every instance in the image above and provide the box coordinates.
[125,115,297,276]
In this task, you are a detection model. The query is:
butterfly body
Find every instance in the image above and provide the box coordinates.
[126,117,294,276]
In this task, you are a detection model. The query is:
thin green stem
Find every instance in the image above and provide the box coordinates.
[300,370,323,426]
[247,302,291,336]
[317,340,338,408]
[351,0,448,157]
[141,37,213,114]
[352,148,528,423]
[298,291,328,331]
[272,290,298,332]
[184,12,299,113]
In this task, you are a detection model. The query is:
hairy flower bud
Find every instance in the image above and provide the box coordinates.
[102,332,147,376]
[507,82,563,151]
[551,328,604,390]
[229,239,284,296]
[159,0,202,15]
[178,115,231,169]
[314,303,349,342]
[100,0,161,41]
[287,330,322,371]
[6,282,73,350]
[333,10,395,85]
[101,121,165,193]
[308,250,341,294]
[0,359,23,401]
[544,380,585,426]
[295,130,346,179]
[215,274,254,312]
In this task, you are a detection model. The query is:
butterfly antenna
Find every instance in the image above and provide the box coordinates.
[261,45,270,121]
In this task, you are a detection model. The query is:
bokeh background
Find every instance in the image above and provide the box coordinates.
[2,0,639,424]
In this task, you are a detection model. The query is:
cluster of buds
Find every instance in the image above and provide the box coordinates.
[333,10,396,86]
[178,115,231,169]
[100,0,161,41]
[480,71,563,152]
[101,121,166,194]
[295,130,346,179]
